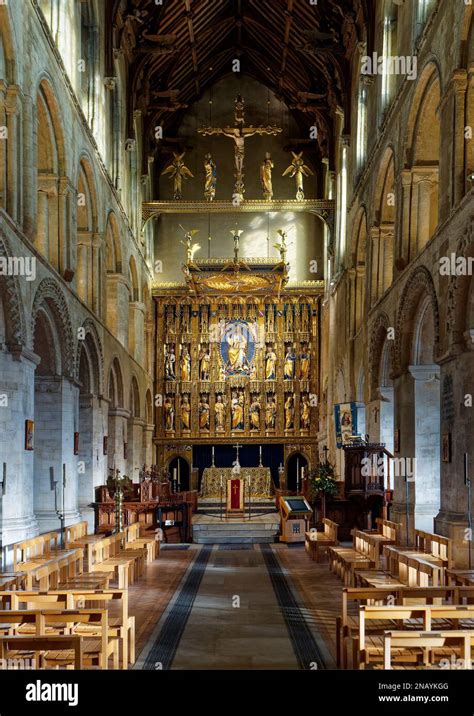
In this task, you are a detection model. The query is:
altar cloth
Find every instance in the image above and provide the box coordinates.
[200,466,273,498]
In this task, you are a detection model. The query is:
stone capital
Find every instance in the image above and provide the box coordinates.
[408,364,440,382]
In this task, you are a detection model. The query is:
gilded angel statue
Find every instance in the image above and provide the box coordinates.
[282,152,313,200]
[161,151,194,200]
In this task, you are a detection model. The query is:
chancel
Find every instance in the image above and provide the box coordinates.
[0,0,474,683]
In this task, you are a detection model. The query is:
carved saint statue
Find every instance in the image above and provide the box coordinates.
[266,305,275,333]
[165,345,176,381]
[200,306,209,333]
[180,394,191,430]
[300,344,311,380]
[250,395,261,431]
[204,153,217,201]
[265,344,277,381]
[231,390,244,430]
[199,345,211,381]
[282,151,314,200]
[260,152,274,200]
[161,151,194,200]
[301,394,311,430]
[181,345,191,382]
[284,346,296,380]
[164,396,175,432]
[301,304,309,333]
[285,305,294,332]
[181,304,191,333]
[226,323,248,371]
[215,394,226,432]
[199,395,210,430]
[285,395,295,430]
[266,395,277,430]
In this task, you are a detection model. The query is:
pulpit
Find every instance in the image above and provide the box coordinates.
[227,478,244,515]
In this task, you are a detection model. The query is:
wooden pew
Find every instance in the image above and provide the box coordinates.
[65,521,89,548]
[328,519,401,586]
[125,523,159,563]
[383,529,453,586]
[5,588,133,669]
[0,608,117,669]
[337,586,457,668]
[88,534,144,589]
[356,604,474,669]
[0,634,83,670]
[305,519,338,562]
[384,630,473,670]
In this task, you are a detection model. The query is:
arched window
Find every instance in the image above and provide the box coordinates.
[80,1,98,131]
[380,0,398,116]
[356,83,368,172]
[414,0,436,42]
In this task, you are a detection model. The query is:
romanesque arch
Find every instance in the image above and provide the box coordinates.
[31,278,74,377]
[0,235,27,347]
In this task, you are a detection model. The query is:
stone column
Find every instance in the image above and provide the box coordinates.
[367,386,394,453]
[451,70,468,208]
[22,93,36,239]
[0,81,6,211]
[127,418,145,482]
[399,170,412,267]
[33,376,81,534]
[410,174,421,260]
[416,176,433,252]
[408,364,441,533]
[143,425,154,468]
[5,85,20,222]
[36,189,49,257]
[0,348,39,567]
[76,237,89,304]
[391,371,416,544]
[107,408,129,476]
[77,394,107,531]
[466,64,474,191]
[369,227,380,305]
[128,301,145,363]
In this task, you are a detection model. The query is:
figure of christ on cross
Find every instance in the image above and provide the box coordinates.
[197,97,282,200]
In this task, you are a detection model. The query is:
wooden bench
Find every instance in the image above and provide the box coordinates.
[125,523,160,563]
[0,634,83,670]
[88,534,145,589]
[337,586,457,668]
[384,630,474,670]
[356,603,474,669]
[305,519,338,562]
[65,521,89,548]
[0,608,117,669]
[328,519,401,586]
[384,530,453,585]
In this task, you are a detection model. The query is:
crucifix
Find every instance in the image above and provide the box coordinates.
[198,96,282,202]
[233,443,243,465]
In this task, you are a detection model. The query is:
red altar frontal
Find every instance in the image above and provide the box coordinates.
[226,478,245,515]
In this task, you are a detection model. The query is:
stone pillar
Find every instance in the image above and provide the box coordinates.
[22,93,36,239]
[0,348,39,567]
[36,190,49,257]
[78,394,107,531]
[106,275,130,345]
[408,364,441,533]
[400,170,412,267]
[127,417,145,482]
[143,425,154,468]
[128,301,145,365]
[391,371,416,544]
[369,227,380,305]
[33,376,81,534]
[410,175,421,260]
[466,64,474,191]
[107,408,129,476]
[417,176,433,252]
[58,177,70,276]
[0,81,6,211]
[451,70,468,208]
[367,386,394,453]
[5,85,20,222]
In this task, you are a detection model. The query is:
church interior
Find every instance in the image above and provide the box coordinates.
[0,0,474,684]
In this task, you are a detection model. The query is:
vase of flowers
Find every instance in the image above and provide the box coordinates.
[308,458,338,525]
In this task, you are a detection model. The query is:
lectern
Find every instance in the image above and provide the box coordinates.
[279,495,312,543]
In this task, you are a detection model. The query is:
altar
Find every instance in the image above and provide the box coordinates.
[200,467,273,499]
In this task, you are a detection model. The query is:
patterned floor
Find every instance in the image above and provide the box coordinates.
[135,543,332,670]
